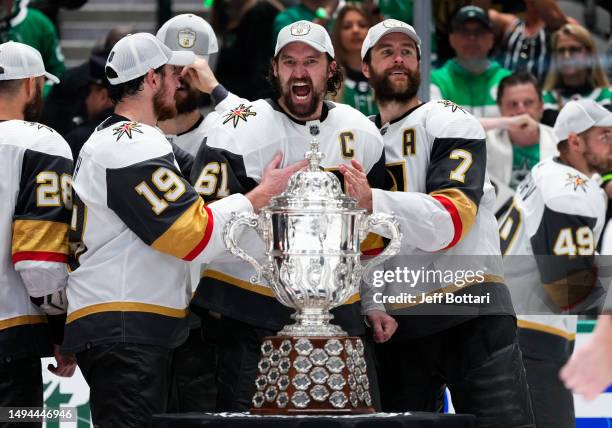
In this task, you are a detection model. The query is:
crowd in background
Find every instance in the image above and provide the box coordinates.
[2,0,612,153]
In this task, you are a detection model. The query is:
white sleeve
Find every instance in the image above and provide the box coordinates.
[191,193,255,263]
[15,260,68,298]
[371,188,455,252]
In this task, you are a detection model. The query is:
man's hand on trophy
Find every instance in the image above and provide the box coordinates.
[246,151,308,212]
[339,160,373,211]
[366,310,398,343]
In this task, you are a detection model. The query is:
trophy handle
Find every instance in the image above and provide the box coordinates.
[360,213,402,284]
[223,212,266,284]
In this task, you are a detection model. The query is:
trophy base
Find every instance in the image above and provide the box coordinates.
[250,336,375,415]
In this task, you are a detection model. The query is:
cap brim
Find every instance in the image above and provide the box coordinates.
[595,114,612,128]
[44,72,60,84]
[378,27,421,47]
[167,50,196,66]
[275,40,331,58]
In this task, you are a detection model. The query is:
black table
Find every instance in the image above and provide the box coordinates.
[151,412,476,427]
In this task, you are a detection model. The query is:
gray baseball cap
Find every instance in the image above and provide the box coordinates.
[156,14,218,59]
[275,20,334,58]
[361,19,421,60]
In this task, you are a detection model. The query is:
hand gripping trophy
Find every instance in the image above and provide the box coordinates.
[224,137,402,414]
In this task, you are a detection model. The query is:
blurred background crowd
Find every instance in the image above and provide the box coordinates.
[1,0,610,169]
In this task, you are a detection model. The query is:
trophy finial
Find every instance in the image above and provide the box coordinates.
[305,137,325,171]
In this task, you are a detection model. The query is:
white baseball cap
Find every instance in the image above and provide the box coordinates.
[0,41,59,84]
[156,14,218,60]
[553,99,612,141]
[105,32,196,85]
[274,20,334,58]
[361,19,421,60]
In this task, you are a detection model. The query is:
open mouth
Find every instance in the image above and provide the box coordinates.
[291,82,311,101]
[388,69,408,78]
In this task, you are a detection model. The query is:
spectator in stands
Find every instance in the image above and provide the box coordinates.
[272,0,337,43]
[40,25,133,137]
[0,0,65,95]
[28,0,88,31]
[213,0,283,100]
[63,47,113,159]
[490,0,570,84]
[430,5,511,117]
[330,4,377,116]
[541,23,612,126]
[480,72,558,211]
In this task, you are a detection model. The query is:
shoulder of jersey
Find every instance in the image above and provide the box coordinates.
[206,99,278,153]
[210,99,270,131]
[84,121,171,169]
[327,102,380,136]
[421,100,484,140]
[0,119,71,159]
[531,158,603,210]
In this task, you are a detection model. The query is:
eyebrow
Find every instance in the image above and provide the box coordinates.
[279,54,320,60]
[375,43,415,51]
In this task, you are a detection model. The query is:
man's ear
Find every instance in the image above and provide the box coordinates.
[362,62,371,79]
[328,60,337,79]
[144,69,158,88]
[567,132,584,153]
[23,76,36,98]
[272,59,279,78]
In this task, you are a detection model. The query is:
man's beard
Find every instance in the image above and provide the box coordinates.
[175,83,201,115]
[153,81,177,121]
[278,76,324,119]
[585,148,612,173]
[23,83,43,122]
[369,65,421,104]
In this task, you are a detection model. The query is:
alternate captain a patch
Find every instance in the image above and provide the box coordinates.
[222,104,257,128]
[565,172,588,192]
[113,122,143,141]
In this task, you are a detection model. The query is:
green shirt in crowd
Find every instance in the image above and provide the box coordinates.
[542,85,612,126]
[511,144,540,189]
[337,69,378,117]
[2,7,65,96]
[430,58,512,118]
[272,4,317,45]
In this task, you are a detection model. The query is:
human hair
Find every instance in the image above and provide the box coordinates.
[267,54,344,98]
[543,23,610,92]
[106,64,165,104]
[496,72,542,105]
[0,78,23,96]
[331,4,376,70]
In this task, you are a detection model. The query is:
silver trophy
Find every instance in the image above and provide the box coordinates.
[224,138,401,337]
[223,137,401,414]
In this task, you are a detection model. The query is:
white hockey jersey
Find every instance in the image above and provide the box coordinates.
[500,157,607,361]
[165,91,244,157]
[190,99,386,333]
[361,100,514,338]
[64,115,252,353]
[0,120,72,360]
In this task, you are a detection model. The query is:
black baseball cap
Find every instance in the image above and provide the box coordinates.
[451,5,492,31]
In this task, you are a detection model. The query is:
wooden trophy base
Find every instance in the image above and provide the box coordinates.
[250,336,375,415]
